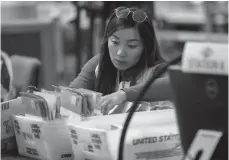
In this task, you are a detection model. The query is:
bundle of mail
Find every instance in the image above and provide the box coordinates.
[1,86,182,160]
[20,85,103,120]
[1,86,103,160]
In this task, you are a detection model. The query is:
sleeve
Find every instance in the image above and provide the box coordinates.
[121,63,173,101]
[121,76,173,101]
[69,55,99,90]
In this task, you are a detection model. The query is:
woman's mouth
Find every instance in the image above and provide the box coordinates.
[114,59,127,64]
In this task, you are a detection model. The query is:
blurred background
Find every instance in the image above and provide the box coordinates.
[1,1,228,92]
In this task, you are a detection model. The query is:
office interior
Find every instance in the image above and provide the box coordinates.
[1,1,228,90]
[1,1,228,160]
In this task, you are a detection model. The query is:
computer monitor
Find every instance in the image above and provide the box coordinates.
[168,65,228,160]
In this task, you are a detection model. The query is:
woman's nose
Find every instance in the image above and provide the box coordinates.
[117,46,127,57]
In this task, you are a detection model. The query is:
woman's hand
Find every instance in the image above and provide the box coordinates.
[99,90,127,115]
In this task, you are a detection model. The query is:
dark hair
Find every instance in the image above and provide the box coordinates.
[96,7,163,95]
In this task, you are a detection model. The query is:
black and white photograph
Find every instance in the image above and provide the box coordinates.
[1,1,228,160]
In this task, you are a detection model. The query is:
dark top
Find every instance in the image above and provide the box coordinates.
[70,55,172,101]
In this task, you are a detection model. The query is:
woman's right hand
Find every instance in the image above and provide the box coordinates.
[99,90,127,115]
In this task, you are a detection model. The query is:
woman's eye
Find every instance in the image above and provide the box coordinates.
[128,45,137,49]
[111,40,119,45]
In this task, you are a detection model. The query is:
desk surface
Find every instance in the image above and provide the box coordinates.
[155,2,206,25]
[2,152,36,160]
[157,30,228,43]
[1,2,76,27]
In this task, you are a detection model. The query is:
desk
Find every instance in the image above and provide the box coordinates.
[155,2,206,25]
[1,152,36,160]
[157,30,228,43]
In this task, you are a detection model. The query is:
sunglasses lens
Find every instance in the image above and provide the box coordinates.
[133,10,147,22]
[115,7,130,18]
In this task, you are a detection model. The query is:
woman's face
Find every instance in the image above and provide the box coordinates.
[108,28,144,71]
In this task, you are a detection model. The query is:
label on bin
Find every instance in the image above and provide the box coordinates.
[182,42,228,75]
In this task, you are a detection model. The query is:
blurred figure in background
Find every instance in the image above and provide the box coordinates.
[1,51,15,102]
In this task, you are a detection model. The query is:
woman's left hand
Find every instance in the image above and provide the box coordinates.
[99,90,127,115]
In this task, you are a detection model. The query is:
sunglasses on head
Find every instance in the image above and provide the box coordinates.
[114,7,148,23]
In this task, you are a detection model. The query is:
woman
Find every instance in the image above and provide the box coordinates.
[70,7,172,114]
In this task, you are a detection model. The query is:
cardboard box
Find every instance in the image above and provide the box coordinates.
[67,109,184,160]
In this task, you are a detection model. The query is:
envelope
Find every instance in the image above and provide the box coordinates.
[20,91,61,121]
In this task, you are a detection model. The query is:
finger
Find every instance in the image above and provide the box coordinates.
[101,100,113,115]
[105,101,116,114]
[101,102,111,114]
[105,103,116,115]
[100,100,110,114]
[98,97,106,108]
